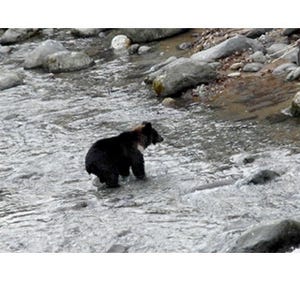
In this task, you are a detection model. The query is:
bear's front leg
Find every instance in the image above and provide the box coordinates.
[131,151,146,180]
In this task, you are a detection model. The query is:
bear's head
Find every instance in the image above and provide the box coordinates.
[134,121,164,149]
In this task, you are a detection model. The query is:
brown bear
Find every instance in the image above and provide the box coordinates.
[85,122,163,188]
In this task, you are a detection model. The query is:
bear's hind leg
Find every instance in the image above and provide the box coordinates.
[105,171,120,188]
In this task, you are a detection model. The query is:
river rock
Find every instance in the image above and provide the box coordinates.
[71,28,106,37]
[248,169,280,185]
[24,39,67,69]
[0,72,24,91]
[43,51,94,73]
[111,35,131,50]
[249,51,267,63]
[286,67,300,81]
[229,219,300,253]
[138,45,151,55]
[267,43,299,63]
[0,28,39,45]
[282,28,300,36]
[149,57,217,97]
[128,44,140,55]
[289,91,300,117]
[162,97,177,108]
[230,62,244,70]
[191,35,264,62]
[243,62,264,72]
[144,56,177,76]
[245,28,273,39]
[107,244,129,253]
[227,72,241,78]
[272,62,297,75]
[121,28,187,43]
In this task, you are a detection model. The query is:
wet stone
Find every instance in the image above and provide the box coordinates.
[138,45,151,55]
[43,51,94,73]
[107,244,129,253]
[248,169,280,185]
[229,219,300,253]
[0,72,24,91]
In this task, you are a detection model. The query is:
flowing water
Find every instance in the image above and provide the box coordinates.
[1,31,300,252]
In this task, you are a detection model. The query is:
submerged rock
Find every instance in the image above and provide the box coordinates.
[229,219,300,253]
[111,35,131,50]
[148,57,217,97]
[162,97,177,108]
[138,45,151,55]
[191,35,264,62]
[0,28,39,45]
[0,72,24,91]
[248,169,280,185]
[121,28,187,43]
[24,39,67,69]
[107,244,129,253]
[243,62,264,72]
[43,51,94,73]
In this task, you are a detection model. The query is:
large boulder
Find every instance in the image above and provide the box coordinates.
[229,219,300,253]
[0,28,39,45]
[145,57,217,97]
[43,51,94,73]
[121,28,187,43]
[245,28,273,39]
[272,62,297,76]
[0,72,24,91]
[24,39,67,69]
[71,28,107,37]
[191,35,264,62]
[267,43,299,63]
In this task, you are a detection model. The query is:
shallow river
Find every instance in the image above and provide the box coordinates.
[1,31,300,252]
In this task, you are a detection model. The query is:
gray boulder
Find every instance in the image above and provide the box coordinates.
[0,28,39,45]
[43,51,94,73]
[282,28,300,36]
[146,57,217,97]
[267,43,299,63]
[229,219,300,253]
[121,28,187,43]
[286,67,300,81]
[243,62,264,72]
[272,62,297,75]
[0,72,24,91]
[24,40,67,69]
[138,45,152,55]
[71,28,106,37]
[249,51,267,63]
[245,28,272,39]
[191,35,264,62]
[248,169,280,185]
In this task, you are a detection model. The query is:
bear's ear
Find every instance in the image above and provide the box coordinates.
[142,122,152,133]
[142,121,152,129]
